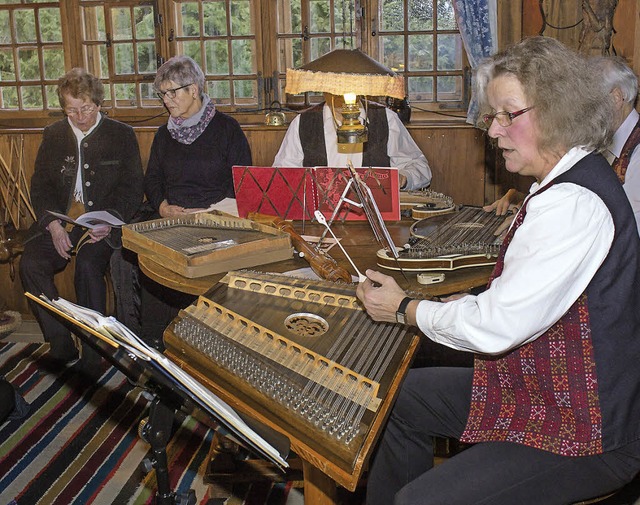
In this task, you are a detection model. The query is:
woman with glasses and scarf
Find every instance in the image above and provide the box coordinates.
[357,37,640,505]
[140,56,252,349]
[144,55,252,217]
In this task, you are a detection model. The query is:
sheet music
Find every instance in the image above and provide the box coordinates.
[29,293,288,469]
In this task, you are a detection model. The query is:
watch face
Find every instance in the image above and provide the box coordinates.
[396,311,406,324]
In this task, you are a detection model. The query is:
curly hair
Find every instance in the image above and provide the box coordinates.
[57,68,104,109]
[154,55,205,99]
[474,36,615,154]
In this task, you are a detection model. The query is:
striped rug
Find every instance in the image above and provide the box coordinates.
[0,342,303,505]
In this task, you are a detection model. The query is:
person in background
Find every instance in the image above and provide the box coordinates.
[144,55,252,217]
[486,55,640,235]
[141,55,252,349]
[20,68,144,376]
[273,93,432,190]
[357,37,640,505]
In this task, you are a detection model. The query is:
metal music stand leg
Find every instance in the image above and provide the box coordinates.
[141,395,196,505]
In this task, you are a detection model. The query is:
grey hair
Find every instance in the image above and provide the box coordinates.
[474,36,615,153]
[154,55,205,98]
[590,55,638,105]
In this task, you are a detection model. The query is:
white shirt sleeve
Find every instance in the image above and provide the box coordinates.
[415,182,614,354]
[385,108,432,190]
[623,145,640,235]
[273,114,305,167]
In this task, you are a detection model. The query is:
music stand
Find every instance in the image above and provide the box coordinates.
[26,293,290,505]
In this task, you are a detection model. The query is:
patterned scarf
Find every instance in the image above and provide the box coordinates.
[167,95,216,145]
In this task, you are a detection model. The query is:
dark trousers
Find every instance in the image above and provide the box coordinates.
[19,227,113,365]
[367,367,640,505]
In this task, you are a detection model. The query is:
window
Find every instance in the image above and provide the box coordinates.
[0,0,468,120]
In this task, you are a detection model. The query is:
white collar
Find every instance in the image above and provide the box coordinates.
[68,113,101,140]
[609,108,640,159]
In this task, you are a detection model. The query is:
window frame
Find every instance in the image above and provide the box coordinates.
[0,0,469,126]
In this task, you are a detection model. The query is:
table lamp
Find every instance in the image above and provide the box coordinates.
[284,49,405,144]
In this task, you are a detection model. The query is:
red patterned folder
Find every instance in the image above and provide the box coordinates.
[233,166,400,221]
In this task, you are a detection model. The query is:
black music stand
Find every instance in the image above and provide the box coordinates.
[26,293,290,505]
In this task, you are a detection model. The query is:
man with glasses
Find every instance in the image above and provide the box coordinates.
[20,68,144,378]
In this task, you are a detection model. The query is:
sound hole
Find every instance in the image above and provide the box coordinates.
[285,313,329,338]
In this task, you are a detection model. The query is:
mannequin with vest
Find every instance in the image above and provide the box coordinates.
[357,37,640,505]
[273,93,432,190]
[486,55,640,235]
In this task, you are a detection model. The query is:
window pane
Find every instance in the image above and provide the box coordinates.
[0,11,9,43]
[437,75,461,101]
[205,40,229,75]
[437,0,456,30]
[84,45,108,78]
[134,6,155,39]
[0,49,15,80]
[380,35,404,72]
[208,80,230,102]
[203,1,227,36]
[180,2,201,37]
[234,79,256,101]
[231,0,253,36]
[140,82,156,103]
[408,76,433,101]
[408,34,433,71]
[114,82,135,103]
[22,85,43,108]
[15,9,36,43]
[39,8,62,42]
[381,0,404,31]
[309,0,329,33]
[277,0,301,34]
[409,0,432,31]
[45,84,58,108]
[82,6,106,41]
[114,43,134,74]
[112,7,132,40]
[231,39,255,75]
[43,47,64,79]
[310,37,330,60]
[180,40,203,66]
[334,0,356,36]
[436,33,461,70]
[137,42,157,74]
[278,38,302,71]
[0,87,19,109]
[18,48,39,80]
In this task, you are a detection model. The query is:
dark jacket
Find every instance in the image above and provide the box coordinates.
[29,115,144,235]
[144,111,252,210]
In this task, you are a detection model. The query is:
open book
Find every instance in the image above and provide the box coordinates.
[25,292,289,469]
[47,210,125,229]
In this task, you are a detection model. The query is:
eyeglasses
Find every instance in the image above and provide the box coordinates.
[482,106,534,129]
[65,105,96,117]
[156,83,192,100]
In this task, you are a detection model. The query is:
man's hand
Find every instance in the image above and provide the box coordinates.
[356,269,408,323]
[47,220,73,260]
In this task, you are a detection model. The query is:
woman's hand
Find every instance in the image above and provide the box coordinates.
[89,224,111,243]
[159,199,186,218]
[483,188,524,216]
[47,220,73,260]
[356,269,408,323]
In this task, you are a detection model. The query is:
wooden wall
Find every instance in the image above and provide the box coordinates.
[0,123,485,315]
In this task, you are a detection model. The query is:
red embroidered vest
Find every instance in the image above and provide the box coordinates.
[612,117,640,184]
[460,186,603,457]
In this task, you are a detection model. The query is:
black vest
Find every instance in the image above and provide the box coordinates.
[299,102,391,167]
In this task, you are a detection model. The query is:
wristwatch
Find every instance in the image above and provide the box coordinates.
[395,296,414,324]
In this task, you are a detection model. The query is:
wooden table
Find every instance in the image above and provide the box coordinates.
[137,219,493,297]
